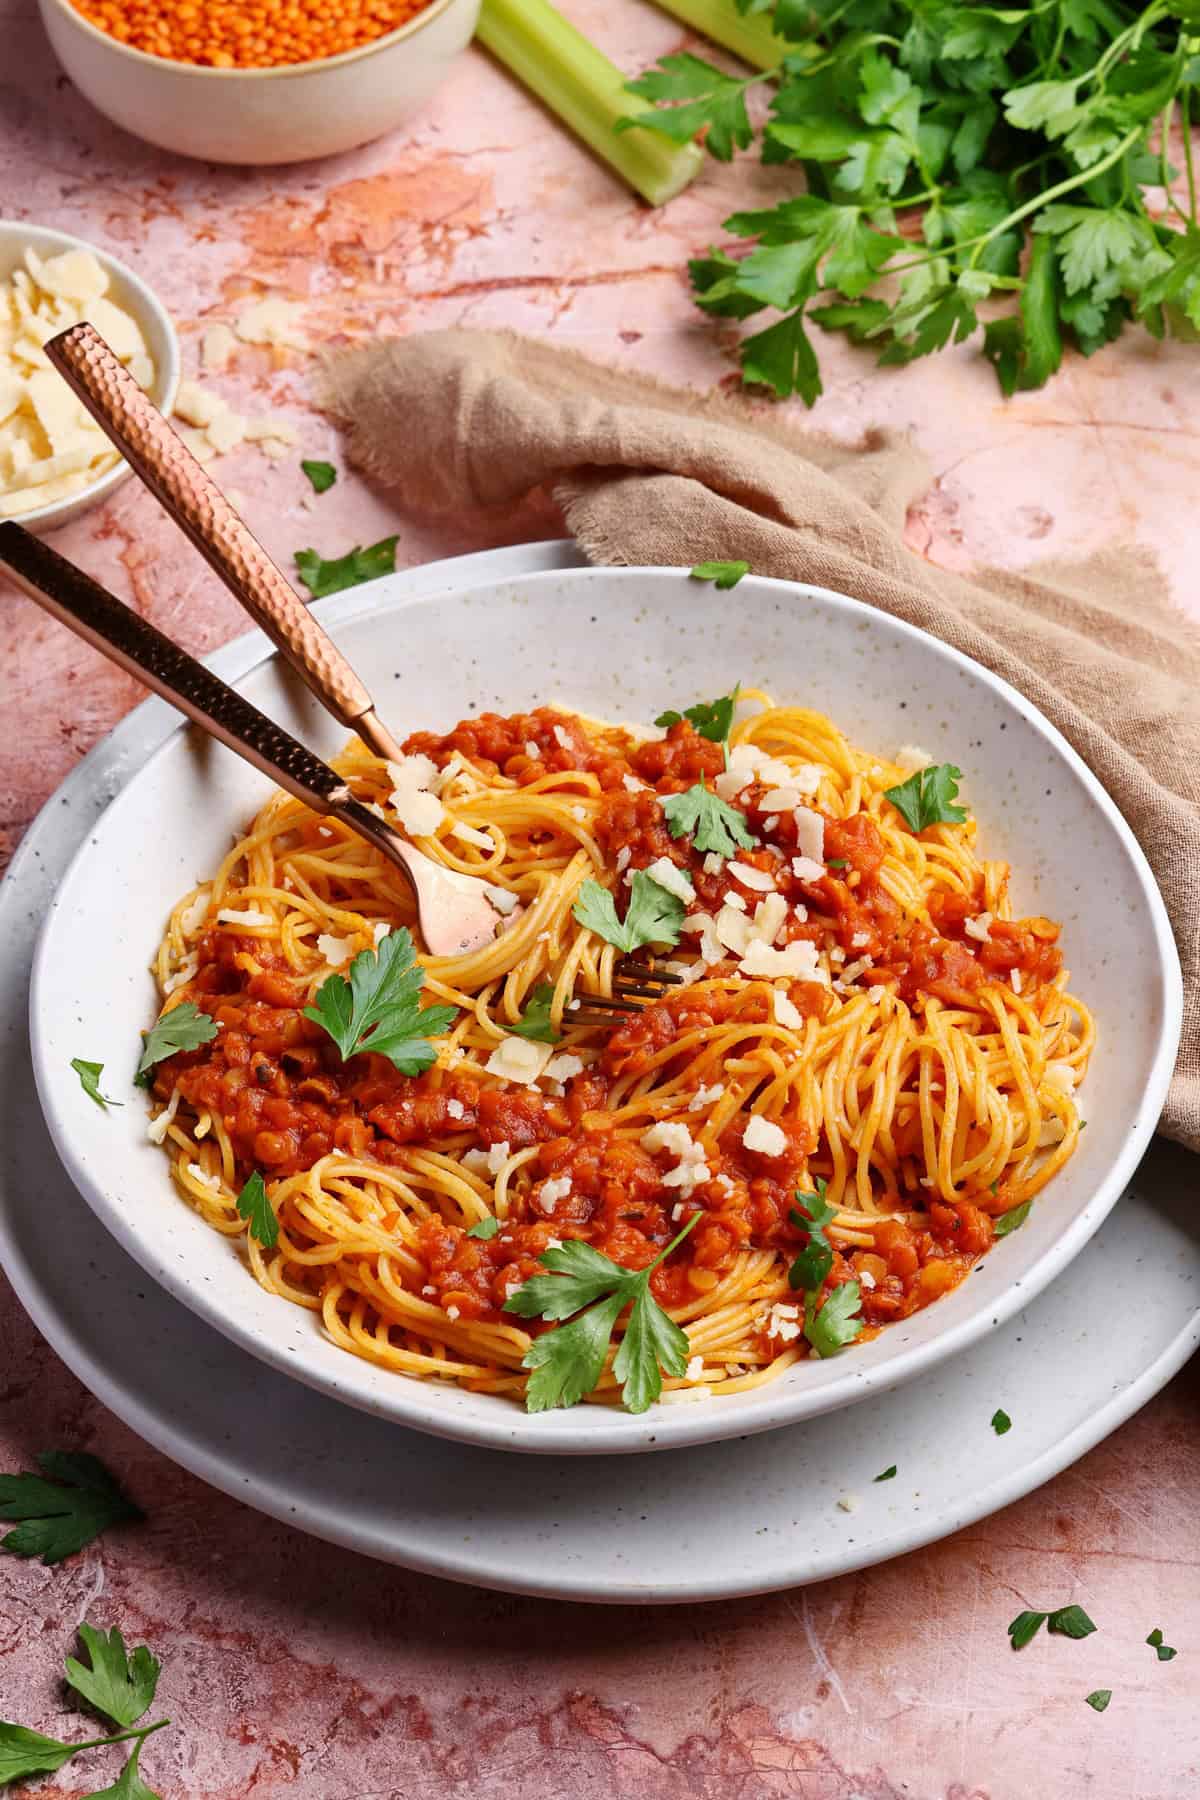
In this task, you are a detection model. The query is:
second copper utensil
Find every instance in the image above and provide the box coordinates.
[45,320,402,761]
[0,522,504,959]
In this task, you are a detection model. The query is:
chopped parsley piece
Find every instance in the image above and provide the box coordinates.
[661,782,755,859]
[300,458,337,494]
[572,870,686,953]
[787,1178,836,1292]
[994,1200,1032,1236]
[884,763,967,833]
[690,559,749,589]
[71,1059,120,1110]
[468,1216,501,1241]
[504,1213,700,1412]
[508,982,560,1044]
[991,1408,1013,1435]
[235,1171,278,1250]
[294,535,397,599]
[1050,1605,1098,1639]
[65,1624,160,1729]
[825,858,848,869]
[0,1452,142,1565]
[874,1465,897,1482]
[805,1279,864,1358]
[304,927,456,1073]
[1008,1610,1048,1649]
[133,1002,217,1087]
[1146,1628,1177,1661]
[1085,1689,1112,1713]
[654,685,740,760]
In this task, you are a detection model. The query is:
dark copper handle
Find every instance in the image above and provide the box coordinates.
[0,522,352,815]
[43,322,402,762]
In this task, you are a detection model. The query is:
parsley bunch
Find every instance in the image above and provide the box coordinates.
[624,0,1200,400]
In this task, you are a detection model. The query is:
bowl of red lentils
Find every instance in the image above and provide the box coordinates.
[38,0,480,163]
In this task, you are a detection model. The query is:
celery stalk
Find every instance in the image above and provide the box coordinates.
[476,0,705,206]
[646,0,787,71]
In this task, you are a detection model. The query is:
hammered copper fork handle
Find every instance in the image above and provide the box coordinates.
[45,321,403,762]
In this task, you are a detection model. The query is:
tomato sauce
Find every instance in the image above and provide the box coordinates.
[158,712,1063,1348]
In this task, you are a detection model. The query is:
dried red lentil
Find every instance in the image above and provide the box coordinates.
[69,0,433,67]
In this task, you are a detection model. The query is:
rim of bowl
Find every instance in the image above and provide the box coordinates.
[0,219,181,531]
[40,0,465,79]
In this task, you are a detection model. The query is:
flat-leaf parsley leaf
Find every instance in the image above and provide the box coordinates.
[504,1213,700,1412]
[236,1171,279,1250]
[300,459,337,494]
[71,1059,120,1110]
[82,1736,163,1800]
[468,1216,501,1240]
[1085,1689,1112,1712]
[654,685,740,758]
[1008,1610,1048,1649]
[572,870,686,953]
[508,982,561,1044]
[0,1452,142,1564]
[661,783,756,859]
[875,1465,898,1482]
[65,1625,160,1729]
[991,1407,1013,1435]
[787,1179,836,1292]
[884,764,968,833]
[993,1200,1032,1237]
[303,928,456,1073]
[1146,1627,1177,1661]
[805,1278,864,1358]
[134,1002,217,1087]
[1049,1604,1098,1639]
[294,536,397,599]
[690,559,750,589]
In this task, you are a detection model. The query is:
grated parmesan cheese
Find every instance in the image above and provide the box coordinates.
[217,907,271,928]
[772,988,804,1031]
[187,1161,222,1192]
[685,1356,705,1381]
[743,1114,788,1158]
[793,806,825,864]
[484,1037,554,1085]
[544,1052,584,1082]
[726,861,776,892]
[146,1085,181,1144]
[482,883,519,917]
[316,932,355,968]
[644,856,696,904]
[964,912,993,943]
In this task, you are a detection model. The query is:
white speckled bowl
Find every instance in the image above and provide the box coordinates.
[0,220,180,533]
[38,0,480,165]
[28,567,1181,1455]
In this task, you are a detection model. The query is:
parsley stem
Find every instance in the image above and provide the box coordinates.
[964,124,1144,267]
[71,1720,170,1754]
[1159,97,1190,224]
[1183,87,1198,224]
[645,1207,702,1275]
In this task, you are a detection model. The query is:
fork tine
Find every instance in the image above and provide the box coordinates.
[573,994,642,1014]
[616,953,684,983]
[612,980,678,1000]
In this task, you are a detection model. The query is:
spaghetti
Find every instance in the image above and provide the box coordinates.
[145,693,1093,1409]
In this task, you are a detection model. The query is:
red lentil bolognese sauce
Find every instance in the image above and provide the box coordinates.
[144,690,1092,1413]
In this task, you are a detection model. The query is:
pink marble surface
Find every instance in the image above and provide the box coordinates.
[1,2,1198,1793]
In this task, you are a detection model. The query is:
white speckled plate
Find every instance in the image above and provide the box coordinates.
[25,552,1182,1455]
[1,543,1197,1601]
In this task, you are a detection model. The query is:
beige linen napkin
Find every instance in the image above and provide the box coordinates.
[324,330,1199,1151]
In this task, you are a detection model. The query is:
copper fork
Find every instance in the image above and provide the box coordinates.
[29,322,505,959]
[572,955,685,1027]
[0,523,502,958]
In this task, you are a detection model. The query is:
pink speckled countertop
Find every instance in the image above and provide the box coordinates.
[1,0,1198,1793]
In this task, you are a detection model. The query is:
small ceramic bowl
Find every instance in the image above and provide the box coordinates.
[0,220,181,534]
[37,0,482,165]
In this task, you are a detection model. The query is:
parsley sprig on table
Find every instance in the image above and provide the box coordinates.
[504,1213,701,1412]
[623,0,1200,400]
[0,1621,167,1796]
[304,928,456,1073]
[0,1453,142,1565]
